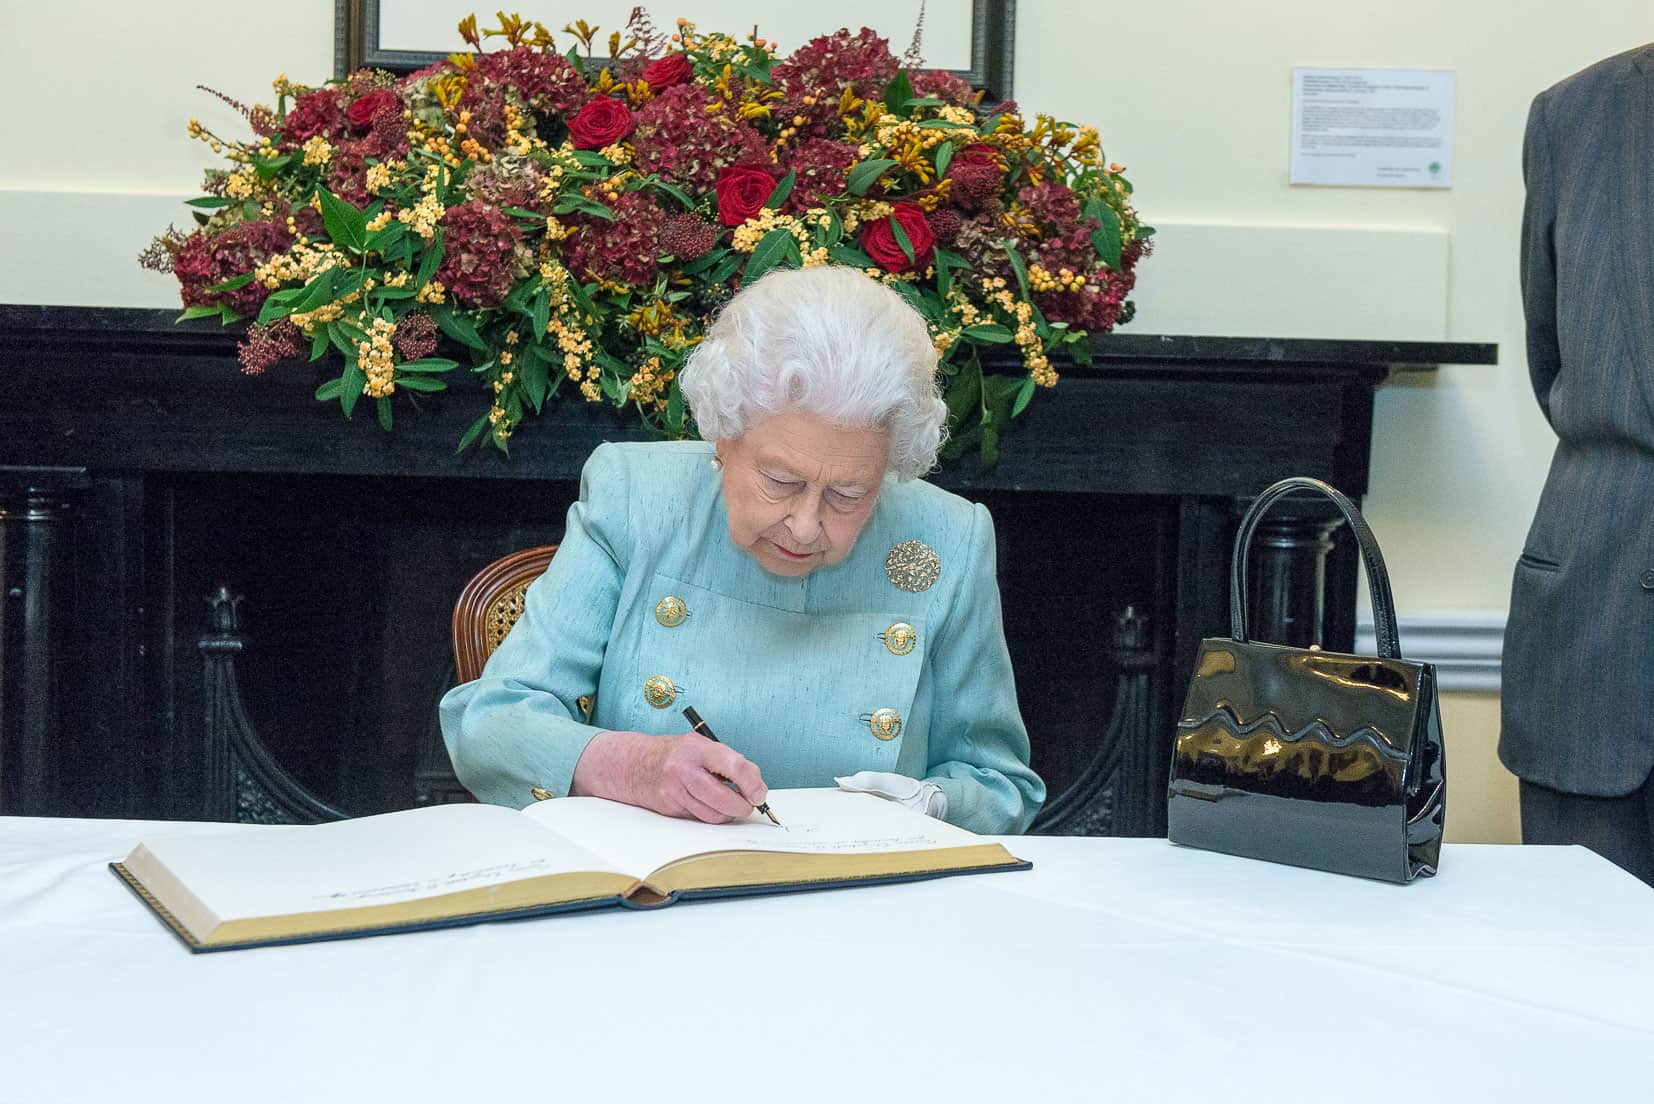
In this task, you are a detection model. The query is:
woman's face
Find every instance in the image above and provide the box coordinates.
[718,410,891,577]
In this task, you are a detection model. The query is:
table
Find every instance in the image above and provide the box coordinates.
[2,817,1650,1103]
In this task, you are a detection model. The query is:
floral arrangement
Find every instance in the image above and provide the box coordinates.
[142,10,1150,462]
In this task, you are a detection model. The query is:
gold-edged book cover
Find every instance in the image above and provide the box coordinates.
[109,791,1030,953]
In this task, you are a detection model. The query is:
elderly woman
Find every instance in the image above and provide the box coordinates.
[439,265,1044,834]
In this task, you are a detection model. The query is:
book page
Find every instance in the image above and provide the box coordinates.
[134,804,618,922]
[520,788,986,881]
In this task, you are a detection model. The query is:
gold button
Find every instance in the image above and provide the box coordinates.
[869,708,903,740]
[883,622,916,656]
[655,596,688,627]
[531,787,555,801]
[643,675,678,708]
[577,694,594,721]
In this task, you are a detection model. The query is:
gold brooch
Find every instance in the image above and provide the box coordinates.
[884,540,940,592]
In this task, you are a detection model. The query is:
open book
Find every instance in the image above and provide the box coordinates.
[112,788,1029,952]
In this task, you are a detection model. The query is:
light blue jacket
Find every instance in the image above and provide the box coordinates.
[439,441,1045,834]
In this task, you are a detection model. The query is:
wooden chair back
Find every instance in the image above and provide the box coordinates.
[451,545,558,684]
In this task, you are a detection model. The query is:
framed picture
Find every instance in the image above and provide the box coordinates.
[334,1,1015,99]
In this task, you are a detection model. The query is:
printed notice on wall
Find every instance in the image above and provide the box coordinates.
[1290,68,1454,188]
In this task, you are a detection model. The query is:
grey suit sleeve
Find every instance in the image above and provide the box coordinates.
[1520,92,1562,423]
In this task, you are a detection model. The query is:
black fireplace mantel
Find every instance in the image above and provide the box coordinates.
[0,304,1496,831]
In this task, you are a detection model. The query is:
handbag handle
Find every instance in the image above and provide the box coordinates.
[1229,477,1403,659]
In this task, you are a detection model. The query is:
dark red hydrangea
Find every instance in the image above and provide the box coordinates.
[278,88,345,151]
[631,83,771,191]
[661,213,719,260]
[565,191,666,287]
[910,69,979,108]
[771,29,900,141]
[466,158,546,211]
[927,207,962,246]
[356,106,410,161]
[392,312,439,362]
[435,202,523,307]
[1018,180,1083,228]
[1034,240,1147,334]
[471,47,588,118]
[780,138,858,214]
[328,149,371,207]
[174,220,294,316]
[454,82,511,148]
[237,320,303,376]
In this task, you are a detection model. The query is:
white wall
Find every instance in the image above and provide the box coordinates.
[1019,0,1653,611]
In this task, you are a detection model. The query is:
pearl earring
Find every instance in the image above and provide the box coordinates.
[710,455,724,472]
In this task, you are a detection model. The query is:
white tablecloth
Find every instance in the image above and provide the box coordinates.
[2,816,1651,1103]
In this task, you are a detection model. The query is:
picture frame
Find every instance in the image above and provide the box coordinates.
[334,1,1015,99]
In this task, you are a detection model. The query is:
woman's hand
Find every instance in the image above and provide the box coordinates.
[570,729,769,823]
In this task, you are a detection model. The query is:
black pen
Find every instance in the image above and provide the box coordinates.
[682,706,780,825]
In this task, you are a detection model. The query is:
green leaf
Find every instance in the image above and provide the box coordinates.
[314,377,344,401]
[706,251,744,285]
[1138,224,1156,240]
[1087,200,1123,269]
[645,175,695,210]
[502,206,545,221]
[736,63,775,86]
[550,194,615,221]
[666,377,684,435]
[520,347,549,412]
[310,326,330,361]
[933,141,955,180]
[889,216,916,266]
[846,159,898,197]
[242,199,261,221]
[185,196,234,209]
[219,302,240,324]
[902,96,946,108]
[175,304,221,322]
[828,243,877,269]
[316,187,368,254]
[741,228,800,286]
[433,304,487,351]
[915,118,971,130]
[571,150,612,168]
[531,287,550,342]
[944,358,983,426]
[883,70,914,117]
[399,357,458,373]
[1012,375,1036,417]
[365,220,406,256]
[680,246,730,278]
[415,229,445,290]
[376,396,393,431]
[764,169,796,211]
[1068,333,1094,368]
[962,323,1014,344]
[933,247,967,299]
[255,286,307,325]
[395,375,446,392]
[456,412,491,453]
[341,362,365,418]
[1001,241,1031,301]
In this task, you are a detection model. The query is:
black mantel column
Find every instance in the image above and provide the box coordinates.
[0,467,87,814]
[1245,495,1347,649]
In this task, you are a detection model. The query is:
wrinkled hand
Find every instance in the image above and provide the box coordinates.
[571,730,768,823]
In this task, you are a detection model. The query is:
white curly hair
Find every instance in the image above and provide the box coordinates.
[679,265,948,480]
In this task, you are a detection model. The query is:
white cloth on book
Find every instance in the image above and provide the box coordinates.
[834,770,947,818]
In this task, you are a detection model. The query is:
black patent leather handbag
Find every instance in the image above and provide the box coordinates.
[1167,477,1446,883]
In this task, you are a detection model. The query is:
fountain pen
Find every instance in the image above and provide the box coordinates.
[682,706,781,825]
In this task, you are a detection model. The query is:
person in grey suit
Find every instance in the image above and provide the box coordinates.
[1501,44,1654,886]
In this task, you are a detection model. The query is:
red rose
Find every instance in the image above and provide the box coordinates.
[346,89,398,129]
[641,53,693,91]
[716,164,777,227]
[859,202,935,273]
[954,142,1001,168]
[567,96,635,149]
